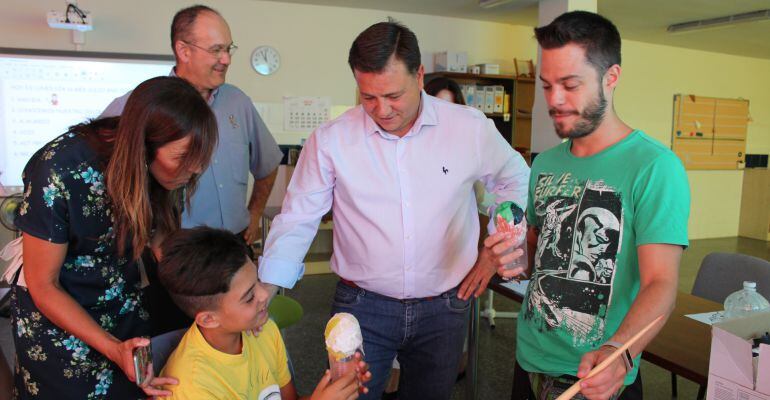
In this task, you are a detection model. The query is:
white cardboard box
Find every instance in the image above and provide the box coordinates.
[434,51,468,73]
[479,63,500,75]
[421,52,434,73]
[707,311,770,400]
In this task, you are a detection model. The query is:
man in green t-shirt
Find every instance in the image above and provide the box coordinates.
[490,11,690,400]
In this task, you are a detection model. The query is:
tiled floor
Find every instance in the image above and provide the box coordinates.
[1,237,768,398]
[281,237,770,399]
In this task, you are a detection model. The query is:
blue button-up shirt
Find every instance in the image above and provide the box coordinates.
[101,73,283,233]
[259,93,530,298]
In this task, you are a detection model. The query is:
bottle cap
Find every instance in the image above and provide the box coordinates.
[744,281,757,289]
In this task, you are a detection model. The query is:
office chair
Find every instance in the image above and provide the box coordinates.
[672,252,770,400]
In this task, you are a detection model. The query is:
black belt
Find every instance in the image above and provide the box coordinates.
[339,278,445,302]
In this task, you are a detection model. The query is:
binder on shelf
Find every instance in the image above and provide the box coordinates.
[493,86,505,113]
[462,84,475,107]
[484,86,495,114]
[475,85,485,111]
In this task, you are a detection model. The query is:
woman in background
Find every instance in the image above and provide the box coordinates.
[425,76,467,105]
[11,76,217,399]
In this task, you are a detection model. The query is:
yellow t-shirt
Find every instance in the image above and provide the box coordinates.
[159,320,291,399]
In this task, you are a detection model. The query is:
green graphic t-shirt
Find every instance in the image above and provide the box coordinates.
[517,130,690,384]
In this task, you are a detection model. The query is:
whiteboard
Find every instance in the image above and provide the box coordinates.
[0,48,174,190]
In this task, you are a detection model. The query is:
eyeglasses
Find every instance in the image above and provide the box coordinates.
[183,41,238,58]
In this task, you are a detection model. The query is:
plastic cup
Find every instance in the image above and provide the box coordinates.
[490,201,528,273]
[328,352,357,382]
[325,313,363,381]
[506,228,528,272]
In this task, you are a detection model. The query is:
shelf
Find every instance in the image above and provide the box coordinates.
[428,71,537,83]
[429,71,515,80]
[425,72,533,155]
[427,71,535,83]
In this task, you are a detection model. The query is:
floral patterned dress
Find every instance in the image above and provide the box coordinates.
[11,131,150,399]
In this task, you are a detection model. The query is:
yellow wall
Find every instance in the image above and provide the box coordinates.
[1,0,768,240]
[0,0,536,254]
[0,0,536,105]
[616,41,770,239]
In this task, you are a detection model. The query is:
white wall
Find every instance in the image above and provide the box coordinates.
[615,41,770,239]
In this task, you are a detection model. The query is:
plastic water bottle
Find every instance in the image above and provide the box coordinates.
[723,281,770,319]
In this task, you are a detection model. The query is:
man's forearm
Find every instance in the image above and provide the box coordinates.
[248,168,278,217]
[607,278,677,358]
[608,243,682,358]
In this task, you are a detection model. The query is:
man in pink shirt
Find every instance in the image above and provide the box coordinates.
[260,20,530,399]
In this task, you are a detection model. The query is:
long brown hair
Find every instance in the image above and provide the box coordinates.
[83,77,217,259]
[424,77,466,106]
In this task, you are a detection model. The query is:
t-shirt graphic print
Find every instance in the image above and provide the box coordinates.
[517,130,690,384]
[525,173,623,347]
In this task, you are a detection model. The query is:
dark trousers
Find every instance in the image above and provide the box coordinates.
[331,281,470,400]
[511,360,643,400]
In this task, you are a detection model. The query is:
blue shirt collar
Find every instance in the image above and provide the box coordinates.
[169,68,220,105]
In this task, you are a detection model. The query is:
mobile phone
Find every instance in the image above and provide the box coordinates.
[132,341,153,386]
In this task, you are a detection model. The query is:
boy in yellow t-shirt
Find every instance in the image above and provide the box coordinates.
[156,227,368,399]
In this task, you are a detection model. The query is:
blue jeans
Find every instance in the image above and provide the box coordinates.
[330,281,470,400]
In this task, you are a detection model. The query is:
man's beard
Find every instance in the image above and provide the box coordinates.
[550,90,607,139]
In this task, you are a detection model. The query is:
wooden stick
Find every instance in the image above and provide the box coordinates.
[555,315,665,400]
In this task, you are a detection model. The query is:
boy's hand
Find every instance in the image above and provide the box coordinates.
[244,324,264,337]
[309,370,360,400]
[352,352,371,394]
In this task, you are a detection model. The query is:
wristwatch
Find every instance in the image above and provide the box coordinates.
[601,341,634,372]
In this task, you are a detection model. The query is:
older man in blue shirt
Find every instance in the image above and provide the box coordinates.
[102,5,282,241]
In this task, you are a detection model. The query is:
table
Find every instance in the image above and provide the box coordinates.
[465,276,721,399]
[642,292,719,386]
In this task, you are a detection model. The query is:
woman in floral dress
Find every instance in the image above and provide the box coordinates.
[10,76,217,399]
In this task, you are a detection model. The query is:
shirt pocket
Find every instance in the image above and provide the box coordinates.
[226,139,250,185]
